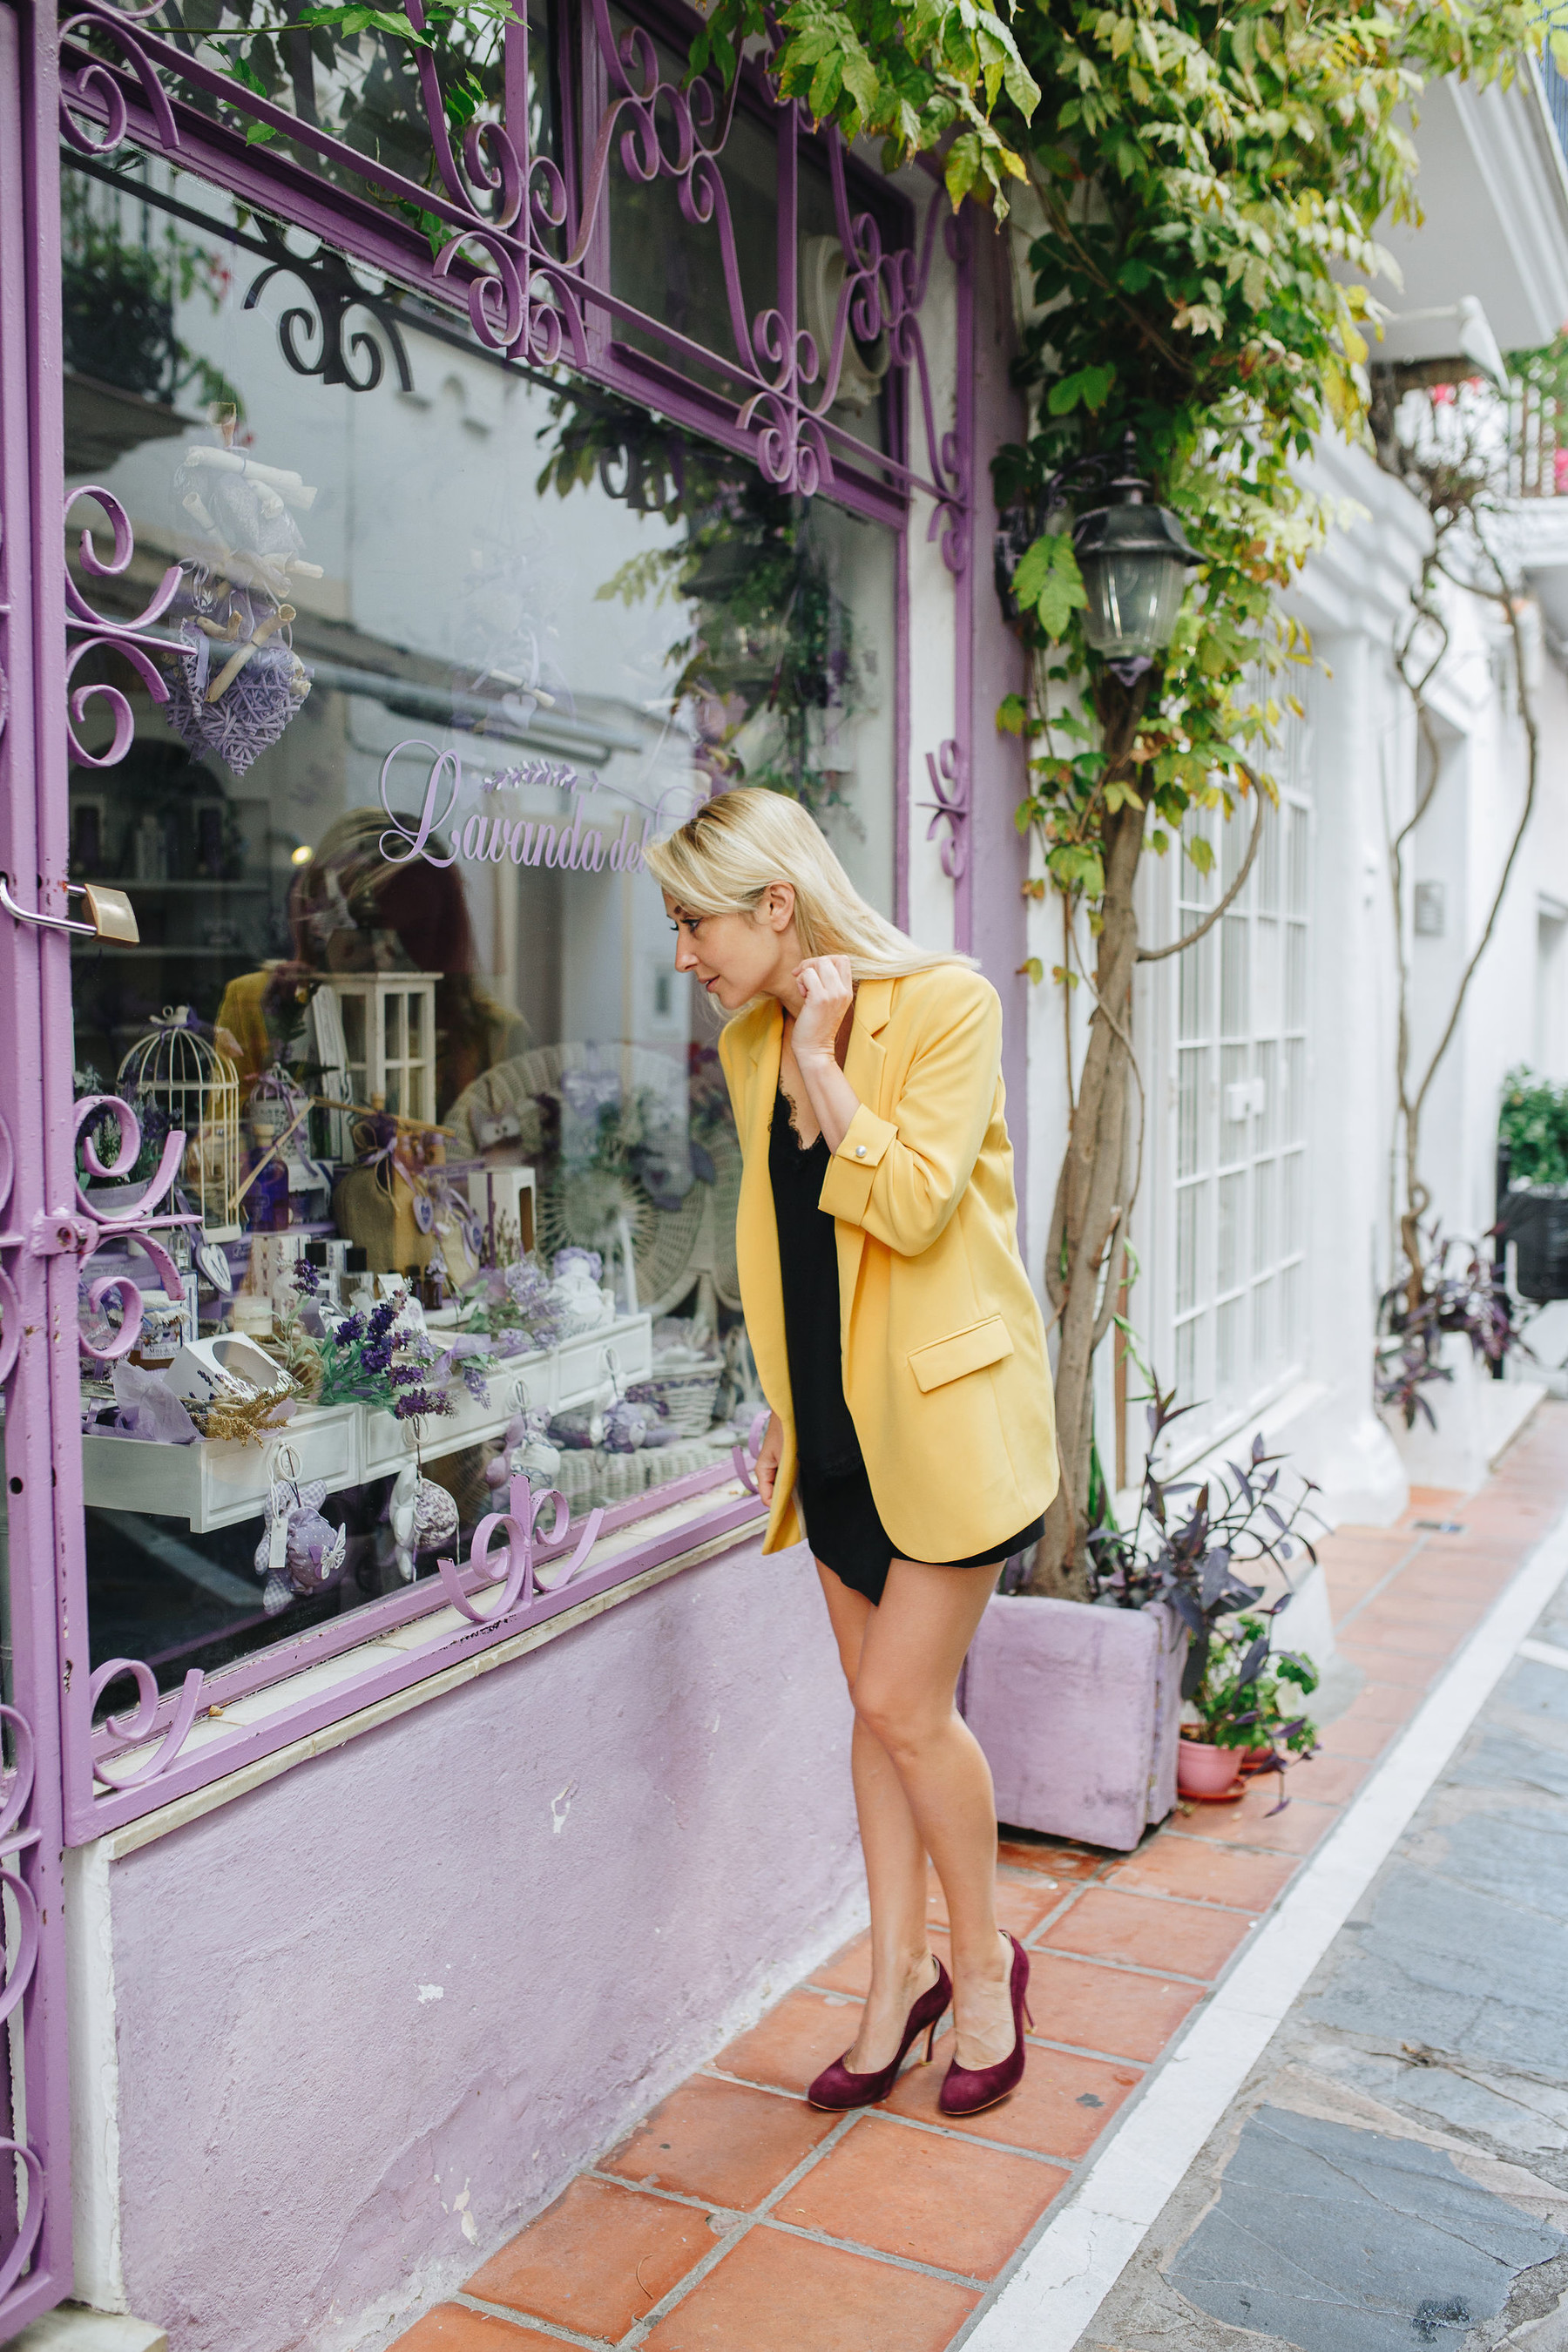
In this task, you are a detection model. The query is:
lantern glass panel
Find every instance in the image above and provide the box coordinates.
[1079,549,1189,660]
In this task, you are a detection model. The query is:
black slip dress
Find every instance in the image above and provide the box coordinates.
[767,1085,1043,1605]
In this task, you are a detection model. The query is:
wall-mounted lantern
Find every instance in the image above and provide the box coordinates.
[995,429,1200,683]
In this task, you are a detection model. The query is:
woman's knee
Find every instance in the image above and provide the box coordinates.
[852,1676,945,1761]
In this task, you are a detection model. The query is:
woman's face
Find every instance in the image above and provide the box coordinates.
[665,889,797,1011]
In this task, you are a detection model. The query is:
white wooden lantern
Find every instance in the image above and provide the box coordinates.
[322,972,440,1123]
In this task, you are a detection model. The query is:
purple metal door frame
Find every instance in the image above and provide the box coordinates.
[0,0,78,2323]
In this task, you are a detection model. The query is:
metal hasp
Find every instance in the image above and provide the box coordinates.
[0,876,139,943]
[994,428,1200,682]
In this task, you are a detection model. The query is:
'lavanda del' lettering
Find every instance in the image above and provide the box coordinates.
[377,740,649,875]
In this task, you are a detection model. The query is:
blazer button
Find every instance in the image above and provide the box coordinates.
[855,1145,867,1158]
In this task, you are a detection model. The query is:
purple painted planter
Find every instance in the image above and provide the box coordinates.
[961,1597,1186,1852]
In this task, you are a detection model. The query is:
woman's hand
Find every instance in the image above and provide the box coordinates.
[755,1411,784,1505]
[791,955,855,1065]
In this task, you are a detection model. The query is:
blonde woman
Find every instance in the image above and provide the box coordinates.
[645,788,1058,2119]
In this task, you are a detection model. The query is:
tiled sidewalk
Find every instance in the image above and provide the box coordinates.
[392,1403,1568,2352]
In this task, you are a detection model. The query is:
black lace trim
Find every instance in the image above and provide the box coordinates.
[777,1085,817,1152]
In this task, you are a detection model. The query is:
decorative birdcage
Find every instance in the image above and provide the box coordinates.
[117,1007,241,1240]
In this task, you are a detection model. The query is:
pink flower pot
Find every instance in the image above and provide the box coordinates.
[1177,1737,1244,1800]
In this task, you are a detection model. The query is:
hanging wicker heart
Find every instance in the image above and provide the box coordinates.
[163,580,311,780]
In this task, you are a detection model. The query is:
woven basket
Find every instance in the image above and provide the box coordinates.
[591,1449,653,1507]
[626,1357,721,1438]
[549,1451,601,1512]
[642,1439,723,1491]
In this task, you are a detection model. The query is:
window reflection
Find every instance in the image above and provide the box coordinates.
[60,152,896,1710]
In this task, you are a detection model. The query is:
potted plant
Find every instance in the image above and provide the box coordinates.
[1178,1612,1319,1805]
[961,1387,1319,1850]
[1375,1222,1535,1486]
[1498,1067,1568,1302]
[1376,1226,1517,1428]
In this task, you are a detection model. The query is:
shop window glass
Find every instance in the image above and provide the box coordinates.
[60,150,896,1713]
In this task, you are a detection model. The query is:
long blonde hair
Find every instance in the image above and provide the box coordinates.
[645,787,977,990]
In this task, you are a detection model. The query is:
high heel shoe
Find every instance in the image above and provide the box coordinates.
[938,1933,1032,2117]
[807,1956,952,2112]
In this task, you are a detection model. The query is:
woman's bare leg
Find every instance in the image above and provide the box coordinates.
[814,1562,942,2072]
[850,1558,1015,2069]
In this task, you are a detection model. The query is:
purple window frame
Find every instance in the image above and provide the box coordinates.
[3,0,977,1863]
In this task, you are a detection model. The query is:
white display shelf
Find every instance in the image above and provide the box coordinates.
[81,1403,361,1533]
[80,1314,653,1532]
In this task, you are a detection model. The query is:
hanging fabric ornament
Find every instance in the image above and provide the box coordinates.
[483,1395,560,1495]
[389,1456,460,1583]
[166,416,319,777]
[253,1449,348,1614]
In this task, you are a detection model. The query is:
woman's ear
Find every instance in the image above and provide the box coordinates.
[763,882,795,933]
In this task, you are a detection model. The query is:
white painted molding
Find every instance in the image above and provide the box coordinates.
[1451,67,1568,346]
[63,1842,124,2316]
[8,2310,166,2352]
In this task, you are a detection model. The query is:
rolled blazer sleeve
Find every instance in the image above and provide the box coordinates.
[818,975,1002,1255]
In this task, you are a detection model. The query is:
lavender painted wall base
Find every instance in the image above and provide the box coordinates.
[961,1598,1185,1852]
[66,1535,863,2352]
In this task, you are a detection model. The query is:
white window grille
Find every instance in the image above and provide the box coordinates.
[1151,703,1314,1450]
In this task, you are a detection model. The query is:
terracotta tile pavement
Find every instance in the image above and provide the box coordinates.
[389,1403,1568,2352]
[394,2311,569,2352]
[465,2178,710,2338]
[774,2116,1069,2274]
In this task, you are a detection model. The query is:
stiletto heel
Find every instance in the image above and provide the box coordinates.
[939,1934,1031,2119]
[808,1957,953,2112]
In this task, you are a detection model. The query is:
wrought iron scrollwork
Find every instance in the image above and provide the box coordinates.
[0,1703,47,2298]
[54,0,970,533]
[245,232,414,395]
[63,484,180,767]
[921,738,970,882]
[434,1470,605,1625]
[87,1659,206,1788]
[71,1095,188,1362]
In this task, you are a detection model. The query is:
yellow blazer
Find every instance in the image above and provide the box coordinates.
[718,963,1059,1565]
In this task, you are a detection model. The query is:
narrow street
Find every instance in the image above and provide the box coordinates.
[388,1410,1568,2352]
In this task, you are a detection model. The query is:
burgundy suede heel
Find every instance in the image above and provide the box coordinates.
[807,1957,953,2112]
[938,1933,1032,2118]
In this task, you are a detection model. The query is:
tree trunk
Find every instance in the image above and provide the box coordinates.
[1027,769,1145,1599]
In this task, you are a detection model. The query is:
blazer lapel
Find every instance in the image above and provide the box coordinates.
[843,978,891,1111]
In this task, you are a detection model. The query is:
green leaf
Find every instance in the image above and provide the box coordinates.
[997,693,1029,735]
[1047,362,1116,416]
[1017,956,1045,984]
[944,133,981,208]
[294,3,435,39]
[1012,531,1088,639]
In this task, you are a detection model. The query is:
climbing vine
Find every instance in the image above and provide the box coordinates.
[695,0,1545,1589]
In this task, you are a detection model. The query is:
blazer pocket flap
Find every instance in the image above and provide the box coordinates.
[908,1316,1014,1394]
